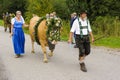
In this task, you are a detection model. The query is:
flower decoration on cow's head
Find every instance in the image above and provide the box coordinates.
[46,17,62,42]
[46,17,62,28]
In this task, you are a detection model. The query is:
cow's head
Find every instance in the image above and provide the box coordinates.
[46,17,62,45]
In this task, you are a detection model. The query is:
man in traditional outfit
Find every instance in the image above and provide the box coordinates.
[68,10,94,72]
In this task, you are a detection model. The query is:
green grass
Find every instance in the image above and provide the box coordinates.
[23,28,29,34]
[23,21,120,48]
[60,20,70,41]
[93,36,120,48]
[1,19,120,48]
[0,20,4,26]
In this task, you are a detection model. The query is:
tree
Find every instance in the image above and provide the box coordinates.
[8,0,26,15]
[108,0,120,17]
[25,0,54,22]
[0,0,26,18]
[89,0,120,20]
[66,0,88,14]
[52,0,69,19]
[0,0,11,18]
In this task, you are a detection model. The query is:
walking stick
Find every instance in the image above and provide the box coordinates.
[93,35,109,42]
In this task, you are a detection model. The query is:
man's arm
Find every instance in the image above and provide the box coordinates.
[87,20,94,43]
[89,32,94,43]
[68,32,73,43]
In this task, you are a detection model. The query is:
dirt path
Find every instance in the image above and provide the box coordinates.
[0,27,120,80]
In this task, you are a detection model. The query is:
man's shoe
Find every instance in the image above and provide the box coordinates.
[74,45,78,48]
[80,62,87,72]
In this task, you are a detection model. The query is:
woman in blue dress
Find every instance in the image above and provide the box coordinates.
[10,11,28,58]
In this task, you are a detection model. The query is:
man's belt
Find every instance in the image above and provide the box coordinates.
[81,26,88,29]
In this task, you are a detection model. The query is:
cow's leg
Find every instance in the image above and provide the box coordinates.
[30,36,35,53]
[8,24,11,33]
[31,41,35,53]
[40,41,48,63]
[48,41,55,57]
[49,50,54,57]
[4,23,7,32]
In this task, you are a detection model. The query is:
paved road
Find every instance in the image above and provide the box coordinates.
[0,58,9,80]
[0,27,120,80]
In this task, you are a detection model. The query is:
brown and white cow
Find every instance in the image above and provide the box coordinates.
[3,13,15,33]
[29,15,61,63]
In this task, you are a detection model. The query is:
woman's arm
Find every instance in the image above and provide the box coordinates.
[21,16,29,27]
[23,24,29,27]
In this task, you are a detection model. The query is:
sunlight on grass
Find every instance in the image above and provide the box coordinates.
[93,36,120,48]
[0,19,120,48]
[0,20,4,26]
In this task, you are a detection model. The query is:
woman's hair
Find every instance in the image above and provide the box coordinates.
[16,11,21,15]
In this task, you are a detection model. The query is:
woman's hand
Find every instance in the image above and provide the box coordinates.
[10,32,13,38]
[23,24,29,27]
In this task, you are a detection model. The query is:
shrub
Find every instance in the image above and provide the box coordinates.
[92,16,120,37]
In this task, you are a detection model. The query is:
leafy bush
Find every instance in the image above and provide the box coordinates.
[0,20,3,26]
[25,0,54,23]
[93,36,120,48]
[92,16,120,37]
[60,20,70,41]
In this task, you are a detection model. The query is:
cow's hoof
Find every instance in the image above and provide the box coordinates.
[48,52,53,57]
[43,59,48,63]
[31,51,35,53]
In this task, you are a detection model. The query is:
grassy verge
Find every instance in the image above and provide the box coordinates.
[23,28,29,34]
[60,20,70,41]
[0,20,3,26]
[62,21,120,48]
[1,19,120,48]
[93,36,120,48]
[20,27,120,48]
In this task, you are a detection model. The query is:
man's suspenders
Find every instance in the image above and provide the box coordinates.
[78,18,89,38]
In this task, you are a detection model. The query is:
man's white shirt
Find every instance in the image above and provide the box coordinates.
[70,18,92,35]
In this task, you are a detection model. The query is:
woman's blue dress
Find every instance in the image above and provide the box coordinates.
[12,18,25,54]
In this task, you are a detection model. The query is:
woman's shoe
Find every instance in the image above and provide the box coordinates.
[15,54,21,58]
